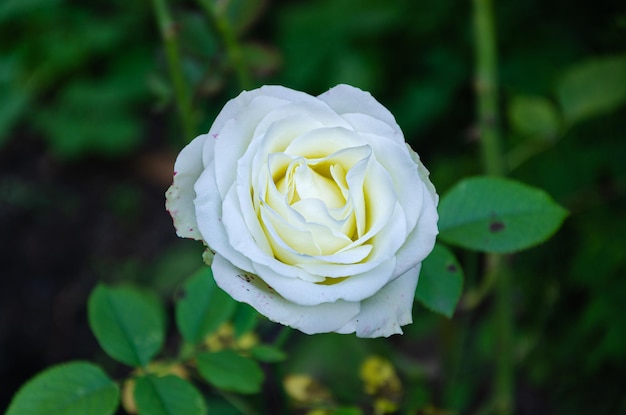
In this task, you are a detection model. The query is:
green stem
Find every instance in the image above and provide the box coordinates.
[473,0,513,413]
[473,0,504,177]
[151,0,196,142]
[492,255,513,414]
[197,0,252,90]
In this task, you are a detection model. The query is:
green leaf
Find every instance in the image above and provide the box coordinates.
[556,55,626,124]
[6,361,118,415]
[249,345,287,363]
[175,267,237,344]
[508,95,561,141]
[134,375,207,415]
[232,302,258,337]
[438,176,568,253]
[197,350,264,394]
[88,284,165,367]
[416,244,464,317]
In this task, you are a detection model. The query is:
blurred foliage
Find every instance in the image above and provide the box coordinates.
[2,0,626,414]
[0,0,155,157]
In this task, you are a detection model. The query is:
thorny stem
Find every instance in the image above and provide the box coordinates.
[197,0,252,90]
[473,0,514,414]
[151,0,196,143]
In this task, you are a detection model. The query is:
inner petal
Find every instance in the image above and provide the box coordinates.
[292,164,344,209]
[291,197,356,239]
[260,204,353,260]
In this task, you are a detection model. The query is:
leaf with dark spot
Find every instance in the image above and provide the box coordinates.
[438,176,568,253]
[416,244,464,318]
[489,221,506,233]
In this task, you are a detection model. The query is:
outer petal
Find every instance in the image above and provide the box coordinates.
[213,95,289,197]
[394,149,439,276]
[251,258,396,306]
[340,113,397,141]
[165,134,209,240]
[393,181,439,277]
[207,85,315,148]
[194,166,254,273]
[212,254,361,334]
[318,84,403,140]
[337,265,420,338]
[408,145,438,205]
[211,86,334,197]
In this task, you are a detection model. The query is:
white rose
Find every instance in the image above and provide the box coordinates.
[166,84,438,338]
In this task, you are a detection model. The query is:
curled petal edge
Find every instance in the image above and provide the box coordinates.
[337,264,420,338]
[166,134,208,240]
[211,254,361,334]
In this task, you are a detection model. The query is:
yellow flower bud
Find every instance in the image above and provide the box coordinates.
[283,374,332,405]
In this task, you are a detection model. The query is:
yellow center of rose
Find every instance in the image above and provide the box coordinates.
[256,142,376,267]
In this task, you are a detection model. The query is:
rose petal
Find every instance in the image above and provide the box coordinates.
[194,167,254,273]
[337,265,420,338]
[312,244,372,264]
[393,149,439,276]
[212,254,361,334]
[253,100,351,141]
[341,112,398,141]
[296,257,381,277]
[259,204,352,260]
[165,134,208,240]
[408,144,439,205]
[318,84,403,140]
[254,113,325,169]
[283,126,362,159]
[290,198,354,237]
[357,133,424,231]
[343,152,397,245]
[220,178,337,283]
[223,180,273,257]
[292,165,344,209]
[293,203,405,278]
[203,85,307,152]
[364,202,408,261]
[211,85,329,198]
[393,181,439,276]
[210,167,328,283]
[252,258,396,306]
[214,95,290,197]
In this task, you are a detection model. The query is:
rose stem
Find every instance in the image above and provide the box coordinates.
[473,0,514,414]
[151,0,196,143]
[197,0,253,90]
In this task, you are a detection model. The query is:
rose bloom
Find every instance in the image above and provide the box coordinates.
[166,84,438,338]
